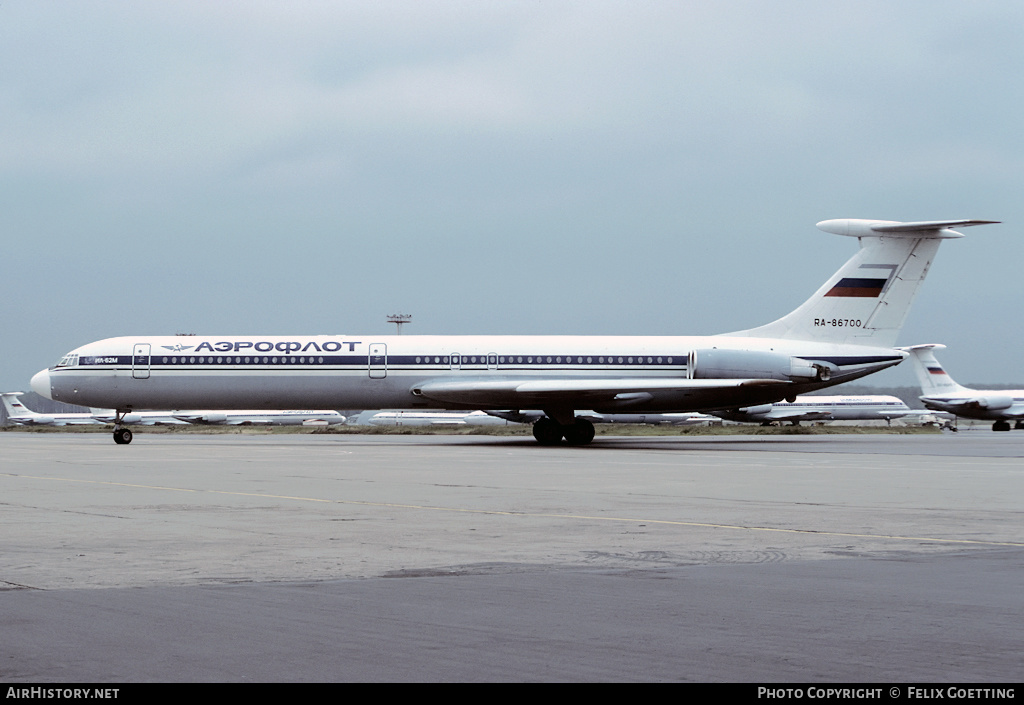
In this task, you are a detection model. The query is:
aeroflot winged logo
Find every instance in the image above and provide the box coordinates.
[824,264,898,298]
[161,344,194,352]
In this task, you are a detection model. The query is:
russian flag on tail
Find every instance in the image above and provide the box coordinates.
[825,277,888,297]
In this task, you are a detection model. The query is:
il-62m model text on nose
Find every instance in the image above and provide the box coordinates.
[32,218,997,445]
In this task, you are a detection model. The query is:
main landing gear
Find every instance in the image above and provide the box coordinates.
[532,415,596,446]
[993,420,1011,432]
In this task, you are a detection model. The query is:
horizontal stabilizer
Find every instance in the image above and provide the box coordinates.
[898,344,947,353]
[817,219,999,239]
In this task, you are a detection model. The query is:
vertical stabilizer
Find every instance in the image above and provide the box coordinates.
[728,219,998,346]
[902,344,969,395]
[1,392,30,417]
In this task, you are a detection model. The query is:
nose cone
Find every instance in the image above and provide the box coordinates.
[31,369,52,399]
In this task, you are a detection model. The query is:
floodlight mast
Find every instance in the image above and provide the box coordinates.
[387,313,412,335]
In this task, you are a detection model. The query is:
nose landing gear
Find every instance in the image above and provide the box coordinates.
[112,410,134,444]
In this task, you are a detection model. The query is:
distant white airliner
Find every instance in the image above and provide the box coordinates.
[481,409,715,426]
[89,410,189,425]
[365,410,505,426]
[172,410,346,426]
[30,218,997,445]
[903,344,1024,431]
[2,394,344,430]
[2,392,104,426]
[366,409,713,427]
[710,395,915,425]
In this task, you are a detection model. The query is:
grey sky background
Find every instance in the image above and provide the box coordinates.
[4,1,1022,395]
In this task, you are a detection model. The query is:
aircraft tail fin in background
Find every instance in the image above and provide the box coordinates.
[901,344,969,396]
[1,392,30,417]
[728,219,998,347]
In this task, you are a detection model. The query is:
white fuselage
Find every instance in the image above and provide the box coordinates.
[32,334,905,415]
[4,410,103,426]
[919,391,1024,421]
[172,410,345,425]
[366,410,503,426]
[713,395,913,423]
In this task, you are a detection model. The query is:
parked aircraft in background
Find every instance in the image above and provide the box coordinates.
[30,218,997,445]
[365,410,506,426]
[710,395,916,425]
[171,410,346,426]
[364,409,713,427]
[480,410,715,426]
[89,410,189,425]
[2,396,345,429]
[903,344,1024,431]
[2,392,104,426]
[91,410,343,426]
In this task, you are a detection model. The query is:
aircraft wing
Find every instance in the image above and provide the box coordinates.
[414,377,789,408]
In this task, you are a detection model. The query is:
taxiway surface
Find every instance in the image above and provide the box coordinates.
[1,431,1021,681]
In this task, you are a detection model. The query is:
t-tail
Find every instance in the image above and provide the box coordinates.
[729,219,998,347]
[901,344,969,396]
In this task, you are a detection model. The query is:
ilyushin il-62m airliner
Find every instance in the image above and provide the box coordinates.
[31,218,997,445]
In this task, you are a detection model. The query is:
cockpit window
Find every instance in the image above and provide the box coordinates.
[55,354,78,368]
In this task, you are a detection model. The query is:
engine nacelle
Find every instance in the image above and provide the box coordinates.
[688,348,835,382]
[975,395,1013,411]
[739,404,773,416]
[120,413,144,424]
[201,413,228,424]
[33,416,56,425]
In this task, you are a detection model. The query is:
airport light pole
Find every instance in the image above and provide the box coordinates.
[387,313,412,335]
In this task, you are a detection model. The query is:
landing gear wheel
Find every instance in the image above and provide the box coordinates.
[992,420,1011,432]
[532,417,564,445]
[563,418,596,446]
[113,428,133,445]
[1015,421,1024,430]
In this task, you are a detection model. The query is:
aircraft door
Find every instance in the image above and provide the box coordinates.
[132,343,151,379]
[369,343,387,379]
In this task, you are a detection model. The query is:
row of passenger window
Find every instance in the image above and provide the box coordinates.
[415,355,677,365]
[161,356,326,365]
[155,354,678,366]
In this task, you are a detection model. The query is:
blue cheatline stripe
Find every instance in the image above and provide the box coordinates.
[68,352,902,370]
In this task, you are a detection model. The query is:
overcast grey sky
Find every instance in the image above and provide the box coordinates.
[4,1,1023,394]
